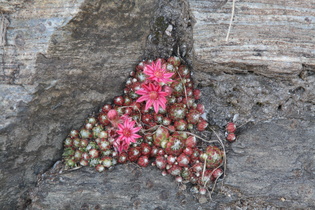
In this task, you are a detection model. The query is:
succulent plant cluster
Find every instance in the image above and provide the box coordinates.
[225,122,237,142]
[62,57,235,194]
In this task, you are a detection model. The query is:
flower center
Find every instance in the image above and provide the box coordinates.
[154,70,163,78]
[149,91,158,100]
[123,128,132,137]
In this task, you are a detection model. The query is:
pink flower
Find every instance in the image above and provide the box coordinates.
[114,118,142,152]
[144,59,174,84]
[107,109,118,120]
[136,83,168,113]
[107,109,121,127]
[162,85,173,96]
[113,139,129,153]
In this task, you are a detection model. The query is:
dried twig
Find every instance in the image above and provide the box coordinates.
[226,0,236,42]
[66,166,82,171]
[0,14,9,46]
[210,128,227,179]
[175,68,190,108]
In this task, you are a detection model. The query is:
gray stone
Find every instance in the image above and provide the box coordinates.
[1,0,157,208]
[1,0,315,209]
[27,164,217,210]
[190,0,315,75]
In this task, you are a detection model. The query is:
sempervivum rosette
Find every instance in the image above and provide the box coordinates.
[62,57,235,198]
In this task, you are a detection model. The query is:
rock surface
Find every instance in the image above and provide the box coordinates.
[191,1,315,208]
[1,0,158,208]
[190,0,315,75]
[28,163,218,210]
[0,0,315,209]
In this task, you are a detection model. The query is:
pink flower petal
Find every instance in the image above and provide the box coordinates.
[145,100,153,111]
[114,118,142,153]
[152,101,159,113]
[135,89,148,95]
[136,95,149,103]
[143,60,174,84]
[135,82,168,114]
